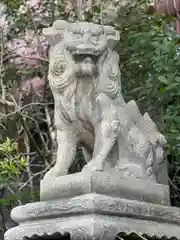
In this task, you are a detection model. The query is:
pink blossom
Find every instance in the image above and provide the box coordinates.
[14,76,45,103]
[7,30,48,68]
[28,0,41,10]
[21,76,45,93]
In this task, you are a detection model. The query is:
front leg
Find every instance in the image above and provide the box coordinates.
[82,120,120,172]
[82,124,104,172]
[44,129,78,178]
[82,93,120,173]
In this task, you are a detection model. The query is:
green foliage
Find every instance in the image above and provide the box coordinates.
[0,137,26,185]
[117,0,180,205]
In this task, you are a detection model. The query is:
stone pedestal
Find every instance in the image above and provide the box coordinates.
[4,193,180,240]
[40,171,170,205]
[4,172,180,240]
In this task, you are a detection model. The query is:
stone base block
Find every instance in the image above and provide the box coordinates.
[4,194,180,240]
[40,171,170,205]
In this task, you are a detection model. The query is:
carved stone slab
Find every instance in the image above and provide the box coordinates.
[40,171,170,205]
[4,194,180,240]
[43,20,120,48]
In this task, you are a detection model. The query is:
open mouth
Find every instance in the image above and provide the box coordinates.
[73,53,99,63]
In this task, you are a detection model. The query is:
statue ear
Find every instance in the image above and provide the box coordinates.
[98,50,120,71]
[98,49,110,66]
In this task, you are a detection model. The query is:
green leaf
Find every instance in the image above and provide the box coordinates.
[158,87,166,95]
[166,83,179,91]
[158,76,168,84]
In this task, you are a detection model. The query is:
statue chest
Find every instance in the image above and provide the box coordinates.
[54,77,99,128]
[75,77,99,123]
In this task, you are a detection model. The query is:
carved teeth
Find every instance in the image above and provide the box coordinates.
[66,46,99,56]
[72,49,99,56]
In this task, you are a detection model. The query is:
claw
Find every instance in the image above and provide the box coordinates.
[82,158,104,173]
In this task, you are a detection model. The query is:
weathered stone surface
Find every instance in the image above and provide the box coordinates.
[41,19,168,187]
[4,194,180,240]
[40,171,170,205]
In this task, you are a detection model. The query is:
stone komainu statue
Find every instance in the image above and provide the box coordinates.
[43,20,167,183]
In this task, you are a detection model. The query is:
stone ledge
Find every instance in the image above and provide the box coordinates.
[40,171,170,205]
[4,194,180,240]
[5,215,180,240]
[10,194,180,225]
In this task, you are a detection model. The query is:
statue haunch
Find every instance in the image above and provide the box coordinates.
[43,20,166,181]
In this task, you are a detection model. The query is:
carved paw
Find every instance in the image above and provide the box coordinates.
[82,158,104,173]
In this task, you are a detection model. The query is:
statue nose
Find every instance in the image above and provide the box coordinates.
[84,34,90,42]
[83,29,91,42]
